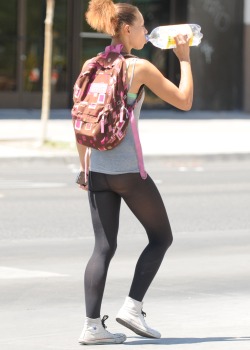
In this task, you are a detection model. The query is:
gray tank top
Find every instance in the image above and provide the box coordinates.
[90,58,144,175]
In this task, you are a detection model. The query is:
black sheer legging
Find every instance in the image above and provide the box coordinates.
[85,171,173,318]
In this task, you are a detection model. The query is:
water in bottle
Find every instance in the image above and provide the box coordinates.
[146,24,203,50]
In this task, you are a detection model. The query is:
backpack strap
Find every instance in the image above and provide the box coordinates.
[129,107,147,179]
[126,58,147,179]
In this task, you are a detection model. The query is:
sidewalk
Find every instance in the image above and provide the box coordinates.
[0,109,249,158]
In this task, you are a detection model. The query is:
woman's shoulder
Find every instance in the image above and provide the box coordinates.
[134,58,157,72]
[133,58,159,82]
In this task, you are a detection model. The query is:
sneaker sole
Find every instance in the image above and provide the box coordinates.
[79,336,126,345]
[116,317,160,339]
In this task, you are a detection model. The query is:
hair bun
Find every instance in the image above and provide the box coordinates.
[85,0,117,36]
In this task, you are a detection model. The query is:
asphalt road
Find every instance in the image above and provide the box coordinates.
[0,156,250,350]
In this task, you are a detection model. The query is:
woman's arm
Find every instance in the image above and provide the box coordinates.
[76,141,88,172]
[74,60,93,189]
[75,141,90,190]
[134,34,193,111]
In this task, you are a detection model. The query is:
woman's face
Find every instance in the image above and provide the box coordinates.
[129,11,148,50]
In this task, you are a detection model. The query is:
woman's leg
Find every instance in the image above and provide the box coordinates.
[105,173,172,338]
[85,173,121,318]
[124,175,173,301]
[84,171,172,317]
[105,173,173,301]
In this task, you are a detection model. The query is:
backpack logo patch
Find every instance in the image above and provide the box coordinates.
[74,120,82,131]
[89,83,108,94]
[97,94,105,104]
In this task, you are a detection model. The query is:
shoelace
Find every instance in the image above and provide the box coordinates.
[101,315,109,329]
[142,310,147,318]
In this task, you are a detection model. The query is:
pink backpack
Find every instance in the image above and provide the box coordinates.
[71,44,147,179]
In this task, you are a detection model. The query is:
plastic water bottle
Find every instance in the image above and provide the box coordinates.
[146,24,203,50]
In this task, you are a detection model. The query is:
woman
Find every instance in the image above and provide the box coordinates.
[76,0,193,345]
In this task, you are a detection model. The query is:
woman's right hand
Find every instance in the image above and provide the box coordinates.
[173,34,191,62]
[76,170,88,191]
[79,184,88,191]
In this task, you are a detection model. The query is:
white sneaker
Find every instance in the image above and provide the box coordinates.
[78,315,126,345]
[116,297,161,339]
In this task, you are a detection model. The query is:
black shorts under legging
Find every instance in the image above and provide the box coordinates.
[85,171,173,318]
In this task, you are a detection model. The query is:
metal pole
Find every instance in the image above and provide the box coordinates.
[39,0,55,145]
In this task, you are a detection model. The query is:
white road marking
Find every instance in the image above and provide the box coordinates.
[29,182,66,188]
[0,180,66,190]
[154,179,163,184]
[195,166,204,172]
[0,330,74,345]
[0,266,68,279]
[178,166,188,172]
[177,166,205,172]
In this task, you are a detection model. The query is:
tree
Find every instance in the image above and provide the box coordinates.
[39,0,55,145]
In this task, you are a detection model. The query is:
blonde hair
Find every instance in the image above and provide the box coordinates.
[85,0,139,36]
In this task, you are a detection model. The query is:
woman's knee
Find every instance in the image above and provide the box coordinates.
[166,231,173,249]
[162,222,173,250]
[150,229,173,253]
[99,241,117,262]
[159,234,173,253]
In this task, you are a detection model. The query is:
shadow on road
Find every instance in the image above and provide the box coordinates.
[124,336,250,346]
